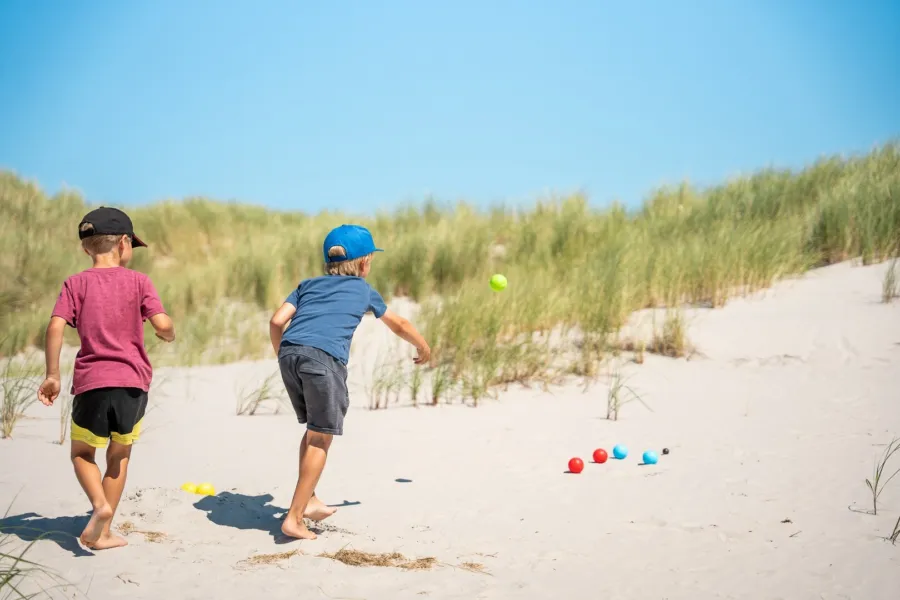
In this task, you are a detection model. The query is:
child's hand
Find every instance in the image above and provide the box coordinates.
[38,377,61,406]
[413,344,431,365]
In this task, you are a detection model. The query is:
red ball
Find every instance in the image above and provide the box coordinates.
[568,457,585,473]
[592,448,608,464]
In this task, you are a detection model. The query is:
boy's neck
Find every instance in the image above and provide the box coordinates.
[91,253,122,269]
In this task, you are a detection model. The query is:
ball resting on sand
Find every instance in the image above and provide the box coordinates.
[568,457,584,473]
[196,483,216,496]
[181,482,198,493]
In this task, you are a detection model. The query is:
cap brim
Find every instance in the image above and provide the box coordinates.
[132,234,148,248]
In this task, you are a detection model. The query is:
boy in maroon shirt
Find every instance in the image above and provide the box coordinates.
[38,207,176,550]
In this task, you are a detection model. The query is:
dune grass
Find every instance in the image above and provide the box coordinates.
[1,502,74,600]
[235,371,286,416]
[0,344,41,440]
[2,143,900,405]
[55,376,73,446]
[605,365,651,421]
[883,258,899,303]
[0,537,44,600]
[865,437,900,516]
[889,515,900,545]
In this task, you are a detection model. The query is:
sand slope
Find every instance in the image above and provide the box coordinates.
[2,261,899,599]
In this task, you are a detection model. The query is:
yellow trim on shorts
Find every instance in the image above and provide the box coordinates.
[110,419,142,445]
[70,422,109,449]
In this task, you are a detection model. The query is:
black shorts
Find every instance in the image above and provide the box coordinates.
[278,345,349,435]
[71,387,148,448]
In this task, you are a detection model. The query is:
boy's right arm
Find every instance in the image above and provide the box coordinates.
[380,309,431,365]
[38,317,67,406]
[269,302,297,356]
[142,276,175,342]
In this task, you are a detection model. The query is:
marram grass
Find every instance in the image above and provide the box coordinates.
[2,143,899,404]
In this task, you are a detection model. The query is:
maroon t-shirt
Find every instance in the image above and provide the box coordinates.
[51,267,166,396]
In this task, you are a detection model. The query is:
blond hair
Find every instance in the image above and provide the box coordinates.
[80,223,125,256]
[324,246,371,276]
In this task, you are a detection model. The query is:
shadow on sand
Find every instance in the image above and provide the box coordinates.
[192,492,285,539]
[192,492,360,543]
[0,512,94,557]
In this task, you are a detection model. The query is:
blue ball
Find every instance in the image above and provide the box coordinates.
[642,450,659,465]
[612,444,628,459]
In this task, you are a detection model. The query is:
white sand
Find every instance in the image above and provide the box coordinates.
[2,261,899,599]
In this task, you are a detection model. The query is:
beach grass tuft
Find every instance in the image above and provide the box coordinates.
[882,258,899,303]
[865,437,900,516]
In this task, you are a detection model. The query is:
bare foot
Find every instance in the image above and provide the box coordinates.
[86,533,128,550]
[281,518,317,540]
[303,497,337,522]
[80,503,113,546]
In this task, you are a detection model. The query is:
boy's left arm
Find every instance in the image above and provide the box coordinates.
[269,303,297,356]
[38,317,67,406]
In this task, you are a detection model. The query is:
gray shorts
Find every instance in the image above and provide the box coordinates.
[278,345,350,435]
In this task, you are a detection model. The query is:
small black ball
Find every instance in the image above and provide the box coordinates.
[662,448,670,455]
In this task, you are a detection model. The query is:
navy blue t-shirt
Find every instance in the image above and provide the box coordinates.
[281,275,388,364]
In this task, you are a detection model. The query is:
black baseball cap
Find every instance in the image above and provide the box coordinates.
[78,207,147,248]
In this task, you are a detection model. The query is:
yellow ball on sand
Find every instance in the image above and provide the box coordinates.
[490,274,507,291]
[181,482,197,493]
[196,483,216,496]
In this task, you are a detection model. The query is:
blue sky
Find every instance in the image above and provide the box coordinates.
[1,1,898,213]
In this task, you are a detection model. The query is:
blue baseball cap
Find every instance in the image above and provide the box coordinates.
[323,224,384,263]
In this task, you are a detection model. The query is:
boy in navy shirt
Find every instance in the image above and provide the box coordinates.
[269,224,430,540]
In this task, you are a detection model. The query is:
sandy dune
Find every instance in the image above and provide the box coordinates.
[2,261,899,599]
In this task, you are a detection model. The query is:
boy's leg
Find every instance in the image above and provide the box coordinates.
[89,441,133,549]
[280,351,335,523]
[87,388,146,549]
[70,390,114,546]
[282,430,332,540]
[299,430,337,521]
[279,347,348,539]
[70,441,113,546]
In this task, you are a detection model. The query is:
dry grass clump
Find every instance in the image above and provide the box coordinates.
[319,548,437,571]
[116,522,134,534]
[649,311,691,358]
[117,521,167,543]
[236,549,303,569]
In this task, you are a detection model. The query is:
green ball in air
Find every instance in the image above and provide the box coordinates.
[489,274,508,291]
